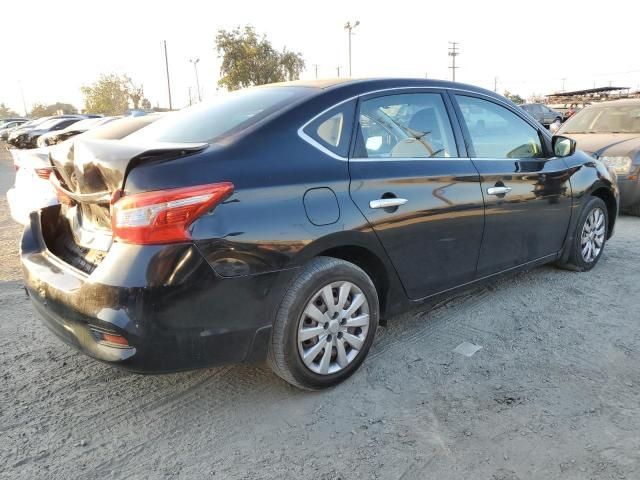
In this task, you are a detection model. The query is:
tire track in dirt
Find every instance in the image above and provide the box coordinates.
[89,366,290,477]
[370,287,494,361]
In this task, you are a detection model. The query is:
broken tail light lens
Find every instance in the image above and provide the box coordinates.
[111,182,234,245]
[35,167,52,180]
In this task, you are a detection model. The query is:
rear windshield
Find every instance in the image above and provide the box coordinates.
[125,86,313,144]
[561,104,640,134]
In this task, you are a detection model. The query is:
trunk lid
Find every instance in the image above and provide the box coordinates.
[48,138,207,252]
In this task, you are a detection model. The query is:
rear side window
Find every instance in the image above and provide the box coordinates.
[126,86,314,144]
[302,100,355,157]
[455,95,544,159]
[354,92,457,158]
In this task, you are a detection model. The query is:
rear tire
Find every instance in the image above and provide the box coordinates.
[268,257,379,390]
[557,196,608,272]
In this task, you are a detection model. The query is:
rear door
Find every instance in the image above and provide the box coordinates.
[348,90,485,300]
[450,92,572,277]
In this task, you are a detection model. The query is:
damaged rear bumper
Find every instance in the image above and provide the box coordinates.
[20,206,292,373]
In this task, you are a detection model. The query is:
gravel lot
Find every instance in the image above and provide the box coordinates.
[1,144,639,479]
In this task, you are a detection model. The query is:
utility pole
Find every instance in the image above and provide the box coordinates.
[344,20,360,77]
[163,40,173,110]
[336,66,341,77]
[313,64,319,79]
[494,76,498,92]
[188,87,192,107]
[190,58,201,102]
[448,42,460,82]
[561,77,567,92]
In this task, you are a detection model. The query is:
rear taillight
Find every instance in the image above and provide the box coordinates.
[49,172,73,206]
[110,182,234,245]
[35,167,52,180]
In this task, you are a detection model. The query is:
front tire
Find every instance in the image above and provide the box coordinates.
[557,196,608,271]
[268,257,379,390]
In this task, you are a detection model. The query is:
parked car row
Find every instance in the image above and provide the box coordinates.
[36,116,120,147]
[0,118,29,140]
[14,78,620,390]
[6,114,163,224]
[6,114,104,149]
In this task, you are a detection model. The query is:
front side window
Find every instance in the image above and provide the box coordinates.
[455,95,544,159]
[354,93,457,158]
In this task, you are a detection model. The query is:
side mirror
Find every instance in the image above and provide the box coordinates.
[552,135,576,157]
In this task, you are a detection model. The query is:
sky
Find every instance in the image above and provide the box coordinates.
[2,0,639,115]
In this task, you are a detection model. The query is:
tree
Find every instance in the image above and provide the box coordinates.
[81,74,151,115]
[0,103,20,118]
[30,102,77,117]
[504,91,525,105]
[215,25,305,90]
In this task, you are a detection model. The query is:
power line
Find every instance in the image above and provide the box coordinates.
[448,42,460,82]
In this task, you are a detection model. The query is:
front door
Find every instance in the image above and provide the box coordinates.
[451,93,572,277]
[348,90,485,300]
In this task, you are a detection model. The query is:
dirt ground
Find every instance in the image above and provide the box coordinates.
[0,144,639,480]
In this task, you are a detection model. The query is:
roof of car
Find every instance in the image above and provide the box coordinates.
[586,98,640,107]
[266,77,503,101]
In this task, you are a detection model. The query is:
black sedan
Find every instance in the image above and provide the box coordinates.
[21,78,618,390]
[557,99,640,215]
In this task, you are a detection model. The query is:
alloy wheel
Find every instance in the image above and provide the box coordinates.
[580,207,605,263]
[297,281,370,375]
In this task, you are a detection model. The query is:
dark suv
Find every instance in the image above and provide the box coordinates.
[521,103,564,127]
[21,79,618,390]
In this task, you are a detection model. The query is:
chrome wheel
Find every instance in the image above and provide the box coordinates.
[297,281,370,375]
[581,207,605,263]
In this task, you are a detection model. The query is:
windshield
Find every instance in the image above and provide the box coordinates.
[561,104,640,134]
[125,86,313,144]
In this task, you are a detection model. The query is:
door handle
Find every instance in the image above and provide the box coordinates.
[487,186,512,196]
[369,198,408,209]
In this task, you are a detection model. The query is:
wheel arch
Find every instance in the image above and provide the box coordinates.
[316,245,391,319]
[292,230,407,321]
[590,186,617,239]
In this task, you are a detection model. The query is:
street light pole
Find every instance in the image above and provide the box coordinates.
[163,40,173,110]
[18,81,27,117]
[344,20,360,77]
[190,58,201,102]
